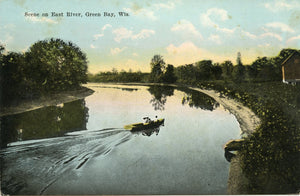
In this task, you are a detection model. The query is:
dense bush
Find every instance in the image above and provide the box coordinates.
[0,38,88,106]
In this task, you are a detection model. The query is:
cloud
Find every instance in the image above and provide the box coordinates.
[0,34,13,45]
[241,30,257,40]
[171,20,203,39]
[200,8,235,34]
[123,1,177,20]
[165,41,211,65]
[131,29,155,39]
[90,44,96,49]
[112,28,133,42]
[208,34,222,44]
[260,32,283,41]
[265,22,295,33]
[26,16,58,24]
[112,27,155,42]
[154,1,175,10]
[94,24,112,40]
[258,43,271,48]
[287,35,300,44]
[264,0,296,12]
[124,7,156,20]
[110,47,127,55]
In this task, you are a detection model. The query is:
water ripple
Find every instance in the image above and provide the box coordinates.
[1,128,133,195]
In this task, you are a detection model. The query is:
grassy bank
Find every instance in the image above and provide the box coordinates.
[195,81,300,194]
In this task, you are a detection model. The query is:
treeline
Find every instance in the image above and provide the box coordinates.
[175,49,297,84]
[89,48,298,84]
[88,69,149,83]
[0,38,88,106]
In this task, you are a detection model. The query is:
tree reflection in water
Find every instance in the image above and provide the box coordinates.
[147,85,219,111]
[179,88,219,111]
[147,85,175,111]
[0,99,89,148]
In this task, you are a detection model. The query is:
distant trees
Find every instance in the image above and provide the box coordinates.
[0,39,88,105]
[149,55,177,83]
[173,49,299,83]
[163,64,177,83]
[221,60,234,80]
[195,60,213,80]
[87,48,298,85]
[150,55,166,82]
[88,69,149,83]
[232,52,245,82]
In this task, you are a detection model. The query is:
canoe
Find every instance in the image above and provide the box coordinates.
[124,118,165,132]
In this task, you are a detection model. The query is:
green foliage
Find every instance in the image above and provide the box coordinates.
[220,60,234,80]
[232,63,245,82]
[162,64,177,83]
[195,60,213,80]
[25,38,88,91]
[88,70,149,83]
[150,55,166,82]
[0,39,88,106]
[196,81,300,194]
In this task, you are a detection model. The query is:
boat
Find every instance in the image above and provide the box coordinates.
[124,118,165,132]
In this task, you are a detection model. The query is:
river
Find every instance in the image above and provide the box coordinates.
[0,84,240,194]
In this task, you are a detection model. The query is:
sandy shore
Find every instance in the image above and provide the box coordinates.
[190,87,261,135]
[0,87,94,117]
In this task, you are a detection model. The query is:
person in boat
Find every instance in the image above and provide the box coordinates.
[143,117,152,123]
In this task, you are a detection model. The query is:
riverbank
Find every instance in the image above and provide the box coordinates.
[190,87,260,194]
[0,86,94,117]
[190,87,260,135]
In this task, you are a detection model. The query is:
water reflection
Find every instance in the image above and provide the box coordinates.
[0,99,89,148]
[147,85,219,111]
[147,85,175,110]
[132,127,161,137]
[179,88,220,111]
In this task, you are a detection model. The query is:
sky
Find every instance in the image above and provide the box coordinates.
[0,0,299,73]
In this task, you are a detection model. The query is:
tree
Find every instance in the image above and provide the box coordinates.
[221,60,233,80]
[150,55,165,82]
[232,64,245,82]
[195,60,213,80]
[237,52,242,66]
[0,52,28,103]
[212,63,222,80]
[163,64,177,83]
[25,38,88,91]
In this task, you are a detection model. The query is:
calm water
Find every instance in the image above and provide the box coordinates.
[0,84,240,195]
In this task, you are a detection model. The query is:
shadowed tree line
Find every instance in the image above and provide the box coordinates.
[88,49,298,85]
[0,38,88,106]
[175,49,299,84]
